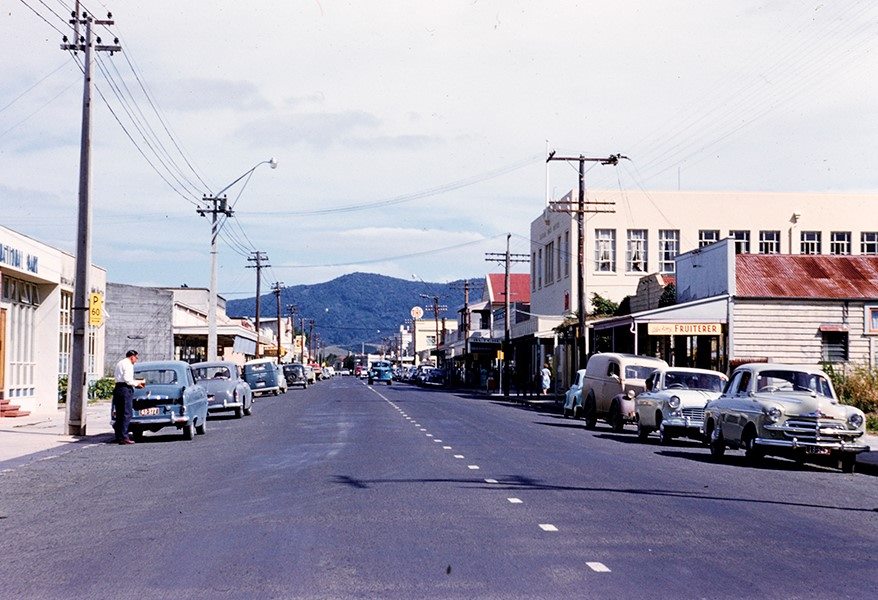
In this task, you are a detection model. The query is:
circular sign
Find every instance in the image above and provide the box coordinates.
[410,306,424,319]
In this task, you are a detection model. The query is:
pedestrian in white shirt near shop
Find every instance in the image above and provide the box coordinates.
[112,350,143,445]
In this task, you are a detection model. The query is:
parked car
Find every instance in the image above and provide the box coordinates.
[113,360,209,441]
[563,369,587,417]
[243,358,283,396]
[634,367,727,444]
[282,363,309,389]
[568,353,669,431]
[303,364,317,385]
[424,368,447,386]
[191,360,253,418]
[703,363,869,472]
[368,360,393,385]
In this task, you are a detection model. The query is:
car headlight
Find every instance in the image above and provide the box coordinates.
[848,412,864,429]
[765,406,782,423]
[668,395,681,410]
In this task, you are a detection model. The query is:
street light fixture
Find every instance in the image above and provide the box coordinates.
[199,158,278,361]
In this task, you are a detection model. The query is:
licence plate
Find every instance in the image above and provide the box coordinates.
[255,382,265,387]
[139,407,160,416]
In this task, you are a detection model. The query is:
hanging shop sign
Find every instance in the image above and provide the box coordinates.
[647,322,722,336]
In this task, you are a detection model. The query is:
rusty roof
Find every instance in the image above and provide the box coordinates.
[736,254,878,299]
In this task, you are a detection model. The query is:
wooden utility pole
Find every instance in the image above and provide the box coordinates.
[486,236,528,401]
[61,8,120,435]
[272,282,284,364]
[546,152,625,369]
[246,251,269,357]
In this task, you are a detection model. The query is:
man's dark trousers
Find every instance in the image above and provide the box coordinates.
[112,383,134,441]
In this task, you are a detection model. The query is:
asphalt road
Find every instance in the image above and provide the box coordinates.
[1,377,876,599]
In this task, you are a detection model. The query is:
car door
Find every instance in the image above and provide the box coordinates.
[636,370,660,427]
[722,370,752,442]
[600,359,622,413]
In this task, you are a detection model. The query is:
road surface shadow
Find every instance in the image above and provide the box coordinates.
[330,473,877,513]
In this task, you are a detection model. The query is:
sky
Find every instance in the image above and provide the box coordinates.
[3,1,877,299]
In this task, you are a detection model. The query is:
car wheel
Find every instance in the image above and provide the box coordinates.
[183,421,195,441]
[387,380,392,386]
[658,423,674,446]
[609,403,624,433]
[583,395,597,429]
[636,420,650,441]
[273,389,279,396]
[195,418,207,436]
[244,397,253,416]
[708,423,725,460]
[742,427,762,465]
[132,429,144,442]
[840,454,856,474]
[562,404,571,418]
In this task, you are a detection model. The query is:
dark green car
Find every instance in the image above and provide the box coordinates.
[368,361,393,385]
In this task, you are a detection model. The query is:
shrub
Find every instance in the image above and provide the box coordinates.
[823,363,878,430]
[58,376,68,404]
[88,377,116,400]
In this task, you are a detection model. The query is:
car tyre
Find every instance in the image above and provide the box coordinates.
[183,421,195,441]
[840,454,856,474]
[131,429,144,443]
[636,420,650,441]
[708,423,725,460]
[583,395,597,429]
[742,427,762,465]
[234,404,243,419]
[244,397,253,416]
[195,417,207,436]
[609,403,624,433]
[659,423,674,446]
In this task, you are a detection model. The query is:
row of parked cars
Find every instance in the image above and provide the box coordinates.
[111,357,331,441]
[561,352,870,472]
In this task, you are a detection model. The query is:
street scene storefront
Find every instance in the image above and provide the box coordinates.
[1,225,106,416]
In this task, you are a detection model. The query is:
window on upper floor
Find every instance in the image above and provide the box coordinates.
[759,231,780,254]
[545,241,555,285]
[801,231,821,255]
[830,232,851,255]
[595,229,616,272]
[556,235,562,281]
[531,252,536,290]
[537,248,543,289]
[626,229,647,273]
[861,232,878,255]
[564,230,571,277]
[729,230,750,254]
[699,229,720,248]
[658,229,679,273]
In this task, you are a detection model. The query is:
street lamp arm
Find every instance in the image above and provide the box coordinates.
[211,158,278,198]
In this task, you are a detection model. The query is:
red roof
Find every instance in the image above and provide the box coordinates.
[736,254,878,299]
[486,273,531,305]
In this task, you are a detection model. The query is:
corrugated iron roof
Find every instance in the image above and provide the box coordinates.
[736,254,878,299]
[486,273,531,304]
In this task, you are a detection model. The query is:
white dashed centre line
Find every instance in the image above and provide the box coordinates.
[453,454,465,459]
[484,478,498,484]
[467,465,480,470]
[420,428,427,431]
[586,562,611,573]
[426,434,433,437]
[507,498,523,504]
[434,439,442,443]
[443,446,452,450]
[539,524,558,532]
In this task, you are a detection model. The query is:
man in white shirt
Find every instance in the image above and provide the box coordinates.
[112,350,143,445]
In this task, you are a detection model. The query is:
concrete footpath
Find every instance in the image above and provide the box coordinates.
[0,401,114,468]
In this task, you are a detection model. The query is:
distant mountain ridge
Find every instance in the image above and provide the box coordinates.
[225,272,483,351]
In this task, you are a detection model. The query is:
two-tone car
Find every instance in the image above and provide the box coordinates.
[191,360,253,418]
[634,367,728,444]
[703,363,869,472]
[116,360,209,441]
[368,361,393,385]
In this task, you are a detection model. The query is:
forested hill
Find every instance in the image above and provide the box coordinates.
[225,272,482,350]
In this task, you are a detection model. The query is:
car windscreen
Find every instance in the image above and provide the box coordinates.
[193,366,231,381]
[136,369,178,385]
[755,370,834,397]
[664,371,725,392]
[624,365,659,380]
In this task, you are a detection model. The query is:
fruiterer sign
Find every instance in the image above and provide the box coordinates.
[647,322,721,336]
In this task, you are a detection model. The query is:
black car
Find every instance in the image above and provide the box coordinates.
[282,363,309,389]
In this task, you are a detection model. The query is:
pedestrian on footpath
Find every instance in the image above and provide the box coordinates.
[113,350,144,445]
[540,363,552,396]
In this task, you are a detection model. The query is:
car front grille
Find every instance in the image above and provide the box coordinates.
[681,407,704,421]
[779,417,853,441]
